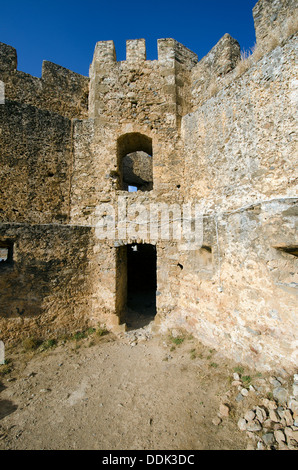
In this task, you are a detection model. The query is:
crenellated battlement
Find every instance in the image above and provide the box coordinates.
[90,37,198,68]
[126,39,146,62]
[0,0,297,124]
[92,40,117,64]
[0,42,89,119]
[89,38,199,126]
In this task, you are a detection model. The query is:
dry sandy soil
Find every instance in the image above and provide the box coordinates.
[0,322,274,451]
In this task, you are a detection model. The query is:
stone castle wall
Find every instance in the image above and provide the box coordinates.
[0,42,89,119]
[253,0,298,44]
[0,0,297,371]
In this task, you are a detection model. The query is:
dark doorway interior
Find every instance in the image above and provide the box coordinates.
[126,243,157,329]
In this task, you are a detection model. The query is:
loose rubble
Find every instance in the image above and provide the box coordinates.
[120,324,154,346]
[232,373,298,450]
[213,369,298,450]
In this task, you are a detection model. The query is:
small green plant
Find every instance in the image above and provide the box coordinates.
[190,349,196,360]
[22,337,41,351]
[86,327,96,335]
[72,328,96,341]
[96,324,108,337]
[170,335,185,346]
[233,366,244,375]
[0,363,12,376]
[267,392,274,400]
[210,362,218,368]
[242,375,252,386]
[72,331,86,341]
[40,339,57,351]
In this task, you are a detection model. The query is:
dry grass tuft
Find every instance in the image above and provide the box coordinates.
[207,78,219,99]
[235,48,254,78]
[234,11,298,79]
[265,32,279,53]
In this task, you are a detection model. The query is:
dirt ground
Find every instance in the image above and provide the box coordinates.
[0,322,269,450]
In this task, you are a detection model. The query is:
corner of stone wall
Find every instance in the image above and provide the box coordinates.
[195,33,240,77]
[0,42,89,119]
[0,42,17,73]
[190,34,240,108]
[157,38,198,69]
[41,60,87,87]
[156,38,198,125]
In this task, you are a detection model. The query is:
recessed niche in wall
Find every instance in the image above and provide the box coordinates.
[0,241,13,265]
[117,133,153,192]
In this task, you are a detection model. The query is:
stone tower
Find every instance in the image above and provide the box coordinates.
[0,0,297,370]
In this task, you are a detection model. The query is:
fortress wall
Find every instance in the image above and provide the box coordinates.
[69,119,185,225]
[190,34,241,109]
[88,40,169,125]
[0,101,73,224]
[163,199,298,371]
[0,224,93,343]
[253,0,298,45]
[69,114,186,326]
[191,0,298,112]
[183,37,297,208]
[176,36,298,370]
[157,38,198,122]
[0,42,89,119]
[73,38,198,226]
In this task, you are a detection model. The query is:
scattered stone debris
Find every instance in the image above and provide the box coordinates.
[234,374,298,450]
[219,403,230,418]
[212,369,298,450]
[121,324,153,346]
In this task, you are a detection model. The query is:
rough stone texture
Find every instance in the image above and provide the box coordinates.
[191,33,241,109]
[0,43,89,119]
[122,151,153,191]
[0,0,297,371]
[0,224,94,342]
[236,374,298,450]
[253,0,298,44]
[0,101,72,223]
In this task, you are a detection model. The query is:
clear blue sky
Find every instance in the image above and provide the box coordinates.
[1,0,258,77]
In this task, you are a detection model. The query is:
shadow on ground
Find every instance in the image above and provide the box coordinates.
[124,290,156,330]
[0,381,18,420]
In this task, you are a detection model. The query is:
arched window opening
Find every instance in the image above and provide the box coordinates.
[117,133,153,192]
